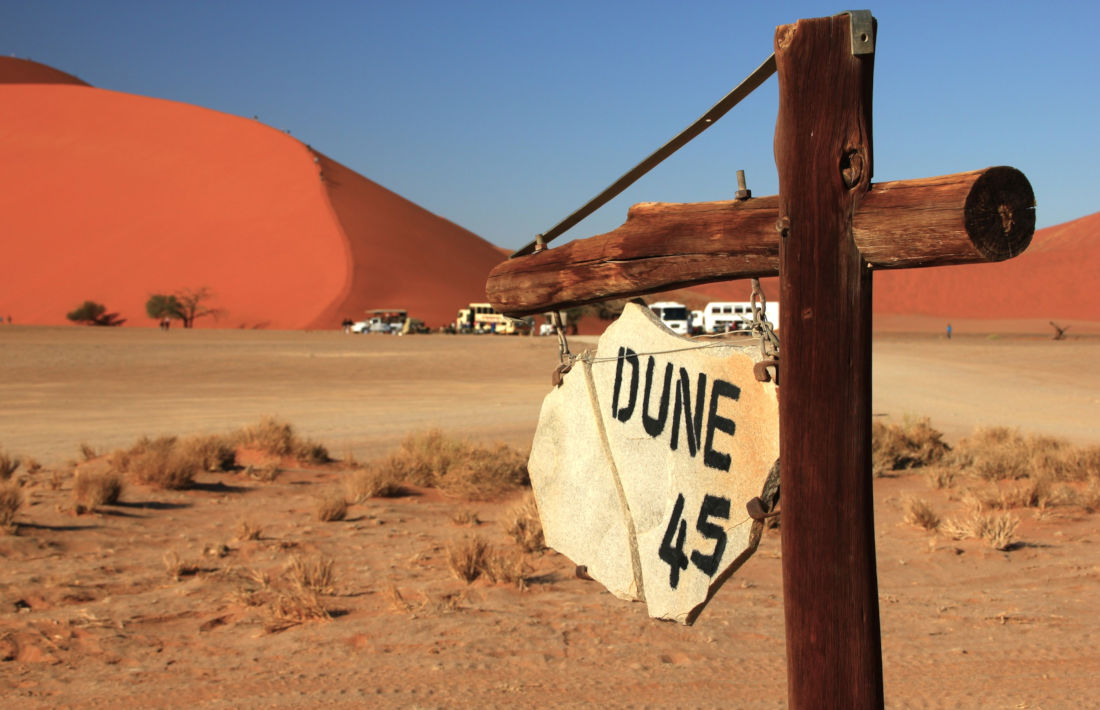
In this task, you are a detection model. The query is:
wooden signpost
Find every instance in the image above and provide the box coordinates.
[487,12,1035,710]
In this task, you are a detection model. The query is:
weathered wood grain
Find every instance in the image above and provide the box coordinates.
[774,15,883,709]
[485,167,1033,317]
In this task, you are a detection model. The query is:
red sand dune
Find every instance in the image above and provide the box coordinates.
[1,56,1095,332]
[0,59,504,330]
[0,56,88,86]
[677,209,1099,333]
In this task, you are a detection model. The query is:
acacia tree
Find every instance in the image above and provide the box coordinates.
[66,300,125,326]
[146,294,184,324]
[174,287,220,328]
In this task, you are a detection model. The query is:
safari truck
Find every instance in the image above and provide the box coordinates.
[647,301,692,335]
[455,302,528,334]
[351,308,407,334]
[700,301,779,334]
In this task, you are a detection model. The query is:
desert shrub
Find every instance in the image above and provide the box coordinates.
[287,554,335,594]
[231,417,330,464]
[180,434,236,472]
[871,418,950,476]
[447,536,491,583]
[79,443,98,461]
[483,549,530,590]
[111,436,197,490]
[0,482,23,531]
[941,511,1019,551]
[315,490,347,522]
[377,431,529,501]
[73,470,123,509]
[503,493,545,552]
[344,464,405,503]
[950,428,1098,484]
[0,450,19,480]
[66,300,125,326]
[902,498,940,531]
[924,466,957,490]
[23,458,41,474]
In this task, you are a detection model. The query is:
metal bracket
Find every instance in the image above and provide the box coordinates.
[845,10,875,55]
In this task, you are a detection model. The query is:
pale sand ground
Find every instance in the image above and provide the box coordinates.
[0,326,1097,708]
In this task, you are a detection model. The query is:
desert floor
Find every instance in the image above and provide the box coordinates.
[1,325,1098,708]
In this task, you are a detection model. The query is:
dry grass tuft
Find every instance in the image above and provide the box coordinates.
[375,430,529,501]
[231,417,330,464]
[163,550,202,580]
[483,549,530,590]
[0,482,23,531]
[180,434,236,472]
[108,436,198,489]
[924,466,957,490]
[451,509,481,526]
[385,585,416,613]
[0,450,20,480]
[902,498,940,531]
[872,418,950,476]
[287,554,335,594]
[941,511,1020,550]
[344,465,406,503]
[24,458,42,474]
[447,535,491,583]
[236,518,263,541]
[503,493,545,552]
[79,443,98,461]
[72,470,123,510]
[315,490,348,522]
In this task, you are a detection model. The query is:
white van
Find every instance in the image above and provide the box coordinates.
[648,301,692,335]
[701,301,779,334]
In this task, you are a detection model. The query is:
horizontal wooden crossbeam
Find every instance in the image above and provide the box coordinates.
[486,166,1034,316]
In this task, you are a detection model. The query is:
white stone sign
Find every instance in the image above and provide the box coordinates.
[529,302,779,624]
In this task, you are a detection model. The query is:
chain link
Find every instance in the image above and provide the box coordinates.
[749,278,780,384]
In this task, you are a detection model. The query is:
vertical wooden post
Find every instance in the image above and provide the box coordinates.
[775,13,884,709]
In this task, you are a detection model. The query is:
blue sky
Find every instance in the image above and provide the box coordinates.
[4,1,1097,250]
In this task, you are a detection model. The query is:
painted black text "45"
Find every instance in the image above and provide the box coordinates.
[658,493,730,589]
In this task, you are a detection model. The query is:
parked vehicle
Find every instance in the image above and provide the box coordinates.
[647,301,692,335]
[455,302,528,334]
[351,309,408,334]
[700,301,779,334]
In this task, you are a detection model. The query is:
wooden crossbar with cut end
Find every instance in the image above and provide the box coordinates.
[486,166,1034,317]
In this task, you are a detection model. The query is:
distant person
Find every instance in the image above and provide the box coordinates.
[946,323,952,340]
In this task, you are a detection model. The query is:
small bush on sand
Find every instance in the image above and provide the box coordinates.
[376,430,529,501]
[0,482,23,531]
[344,465,405,503]
[315,490,347,522]
[232,417,330,464]
[871,418,950,476]
[115,436,197,489]
[447,536,491,583]
[287,554,335,594]
[163,550,201,580]
[902,498,940,531]
[180,434,236,472]
[23,458,41,475]
[79,443,98,461]
[484,549,530,590]
[0,450,20,480]
[503,493,545,552]
[941,511,1019,551]
[73,470,123,509]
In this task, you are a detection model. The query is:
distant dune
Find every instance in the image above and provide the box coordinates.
[1,57,1094,333]
[0,58,503,330]
[0,56,88,85]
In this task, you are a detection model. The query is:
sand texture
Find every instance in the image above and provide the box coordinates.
[1,327,1098,708]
